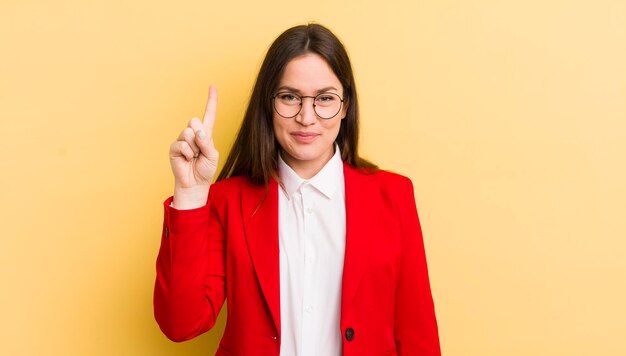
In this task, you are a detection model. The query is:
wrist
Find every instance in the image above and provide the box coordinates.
[173,184,210,210]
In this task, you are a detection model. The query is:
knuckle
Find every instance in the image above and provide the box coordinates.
[172,140,183,150]
[183,127,195,140]
[171,141,186,155]
[178,141,189,151]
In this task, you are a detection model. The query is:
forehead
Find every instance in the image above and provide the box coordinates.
[278,53,342,92]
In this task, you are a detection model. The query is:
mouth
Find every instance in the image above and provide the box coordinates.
[291,131,320,143]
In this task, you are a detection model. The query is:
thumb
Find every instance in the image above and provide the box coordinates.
[194,129,214,157]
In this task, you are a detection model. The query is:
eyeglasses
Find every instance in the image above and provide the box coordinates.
[272,92,344,119]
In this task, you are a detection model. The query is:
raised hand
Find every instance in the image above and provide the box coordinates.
[169,86,219,209]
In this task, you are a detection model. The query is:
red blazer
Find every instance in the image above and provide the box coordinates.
[154,162,440,356]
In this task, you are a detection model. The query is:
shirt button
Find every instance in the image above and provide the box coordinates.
[345,327,355,341]
[306,207,313,214]
[305,305,313,313]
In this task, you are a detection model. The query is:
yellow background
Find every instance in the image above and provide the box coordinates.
[1,0,625,355]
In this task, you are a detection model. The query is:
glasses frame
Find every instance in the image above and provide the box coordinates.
[271,91,345,120]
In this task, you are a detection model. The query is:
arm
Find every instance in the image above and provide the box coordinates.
[394,177,441,355]
[153,190,226,342]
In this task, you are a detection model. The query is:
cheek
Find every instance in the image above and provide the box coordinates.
[272,116,282,135]
[323,119,342,140]
[272,116,289,144]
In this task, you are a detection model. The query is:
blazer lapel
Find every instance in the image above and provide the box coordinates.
[241,178,281,337]
[341,163,380,315]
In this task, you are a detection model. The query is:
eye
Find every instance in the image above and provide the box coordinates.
[277,93,299,101]
[317,94,337,102]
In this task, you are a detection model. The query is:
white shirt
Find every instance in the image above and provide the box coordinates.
[277,145,346,356]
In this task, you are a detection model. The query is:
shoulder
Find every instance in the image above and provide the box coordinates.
[366,169,421,223]
[210,175,268,202]
[375,170,416,207]
[346,164,414,194]
[344,164,417,211]
[374,169,414,189]
[208,175,250,203]
[211,175,249,192]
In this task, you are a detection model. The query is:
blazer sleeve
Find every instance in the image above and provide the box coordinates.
[153,188,226,342]
[394,177,441,355]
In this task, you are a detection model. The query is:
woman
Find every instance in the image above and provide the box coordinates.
[154,24,441,356]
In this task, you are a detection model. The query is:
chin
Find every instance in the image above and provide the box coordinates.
[283,142,327,161]
[286,148,320,162]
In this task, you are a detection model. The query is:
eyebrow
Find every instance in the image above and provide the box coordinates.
[276,85,339,94]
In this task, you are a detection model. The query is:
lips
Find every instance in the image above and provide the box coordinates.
[291,131,320,143]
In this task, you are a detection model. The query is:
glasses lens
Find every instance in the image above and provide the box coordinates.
[314,93,342,119]
[274,92,301,118]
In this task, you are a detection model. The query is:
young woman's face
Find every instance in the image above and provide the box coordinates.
[272,53,347,176]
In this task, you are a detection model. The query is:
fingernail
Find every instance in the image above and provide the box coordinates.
[198,131,205,140]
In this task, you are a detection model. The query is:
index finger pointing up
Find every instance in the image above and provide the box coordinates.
[203,85,218,134]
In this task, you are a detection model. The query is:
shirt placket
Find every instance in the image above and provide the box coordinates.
[300,183,316,356]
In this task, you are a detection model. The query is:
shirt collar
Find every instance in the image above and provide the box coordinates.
[278,143,344,200]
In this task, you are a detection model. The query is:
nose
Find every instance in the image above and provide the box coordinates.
[295,97,317,126]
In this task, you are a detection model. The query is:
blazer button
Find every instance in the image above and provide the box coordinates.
[165,227,169,238]
[345,327,355,341]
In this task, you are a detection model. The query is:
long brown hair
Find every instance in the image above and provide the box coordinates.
[217,23,377,186]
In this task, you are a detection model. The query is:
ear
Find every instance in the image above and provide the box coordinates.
[341,97,349,119]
